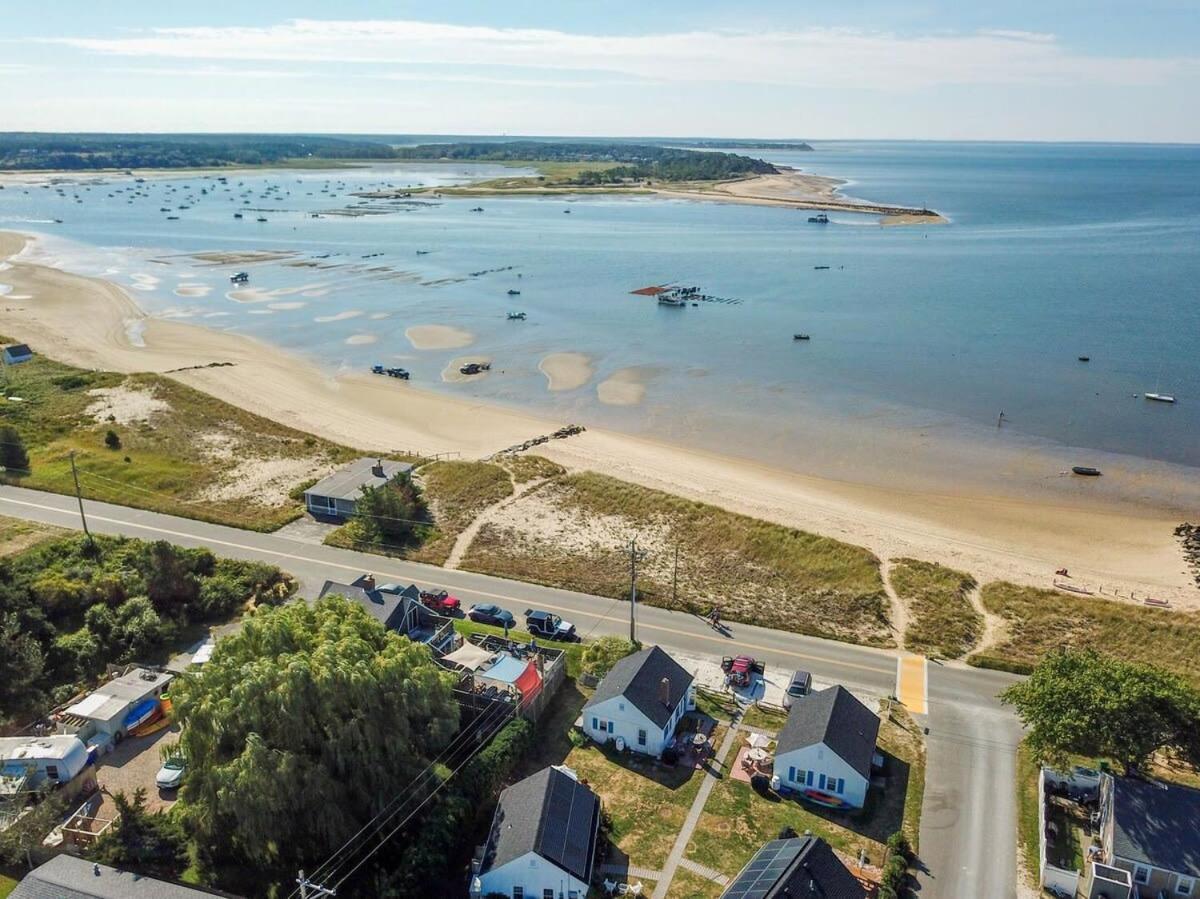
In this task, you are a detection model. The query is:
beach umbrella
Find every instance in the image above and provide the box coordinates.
[747,732,771,749]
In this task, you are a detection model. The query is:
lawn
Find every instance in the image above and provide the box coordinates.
[327,459,512,564]
[1015,742,1042,888]
[685,699,925,879]
[462,472,892,646]
[0,873,17,899]
[0,350,363,530]
[740,703,789,733]
[666,869,723,899]
[970,581,1200,685]
[890,558,981,658]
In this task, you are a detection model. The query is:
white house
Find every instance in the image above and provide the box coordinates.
[0,735,90,793]
[472,765,600,899]
[582,645,694,758]
[773,685,879,810]
[59,667,173,747]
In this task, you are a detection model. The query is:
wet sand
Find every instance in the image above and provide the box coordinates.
[597,367,652,406]
[0,229,1194,607]
[539,352,594,391]
[406,324,475,350]
[442,355,492,383]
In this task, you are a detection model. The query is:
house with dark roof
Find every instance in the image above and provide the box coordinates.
[317,574,454,652]
[2,343,33,365]
[1086,773,1200,899]
[302,457,413,520]
[11,853,233,899]
[721,835,867,899]
[772,686,879,810]
[582,645,694,757]
[471,765,600,899]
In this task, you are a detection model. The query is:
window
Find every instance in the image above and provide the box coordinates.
[1179,877,1195,896]
[828,777,844,794]
[619,702,625,711]
[638,729,647,746]
[1134,865,1150,885]
[544,890,554,899]
[513,889,524,899]
[607,720,614,734]
[45,765,59,780]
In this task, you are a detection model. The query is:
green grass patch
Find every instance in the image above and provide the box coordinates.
[0,354,363,530]
[0,873,18,899]
[497,453,566,484]
[740,703,789,733]
[891,558,981,658]
[462,473,891,645]
[325,460,512,564]
[666,869,722,899]
[1015,741,1042,887]
[970,581,1200,686]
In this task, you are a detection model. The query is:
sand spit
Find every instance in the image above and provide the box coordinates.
[442,355,493,383]
[0,229,1195,609]
[539,353,594,392]
[345,334,378,346]
[314,310,363,323]
[406,324,475,350]
[597,367,654,406]
[174,283,212,298]
[228,283,326,304]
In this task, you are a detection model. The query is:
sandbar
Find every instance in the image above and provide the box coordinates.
[442,355,492,383]
[406,324,475,350]
[539,353,594,392]
[597,367,652,406]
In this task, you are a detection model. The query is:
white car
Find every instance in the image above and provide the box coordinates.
[155,757,185,790]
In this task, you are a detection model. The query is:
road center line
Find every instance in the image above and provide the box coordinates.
[0,494,896,677]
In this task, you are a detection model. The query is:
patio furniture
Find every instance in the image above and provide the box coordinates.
[618,883,630,895]
[629,883,644,896]
[747,732,771,749]
[603,879,616,894]
[692,732,708,748]
[747,747,768,764]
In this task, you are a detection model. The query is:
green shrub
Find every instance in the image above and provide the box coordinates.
[104,429,121,450]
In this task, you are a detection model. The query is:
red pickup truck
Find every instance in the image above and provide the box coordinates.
[419,589,461,614]
[722,655,766,688]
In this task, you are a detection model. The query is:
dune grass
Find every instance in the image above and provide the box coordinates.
[0,351,362,530]
[462,472,891,645]
[970,581,1200,685]
[496,453,565,484]
[891,558,981,658]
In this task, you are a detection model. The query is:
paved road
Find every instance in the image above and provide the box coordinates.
[0,485,1023,897]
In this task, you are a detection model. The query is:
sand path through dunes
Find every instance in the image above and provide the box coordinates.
[0,230,1192,608]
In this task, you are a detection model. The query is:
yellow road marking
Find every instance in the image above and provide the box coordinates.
[0,494,896,677]
[897,653,928,715]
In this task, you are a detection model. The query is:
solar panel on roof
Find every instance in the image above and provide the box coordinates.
[723,839,806,899]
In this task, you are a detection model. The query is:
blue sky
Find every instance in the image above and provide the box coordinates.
[3,2,1197,141]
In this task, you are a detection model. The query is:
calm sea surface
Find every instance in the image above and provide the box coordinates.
[2,143,1198,500]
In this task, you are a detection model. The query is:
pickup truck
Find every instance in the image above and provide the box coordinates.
[524,609,578,642]
[721,655,766,688]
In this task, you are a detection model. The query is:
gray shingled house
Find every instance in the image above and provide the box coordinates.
[302,457,413,520]
[11,854,231,899]
[582,645,695,757]
[471,765,601,899]
[720,835,867,899]
[772,686,880,810]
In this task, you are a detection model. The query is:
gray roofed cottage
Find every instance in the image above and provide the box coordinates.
[11,854,233,899]
[303,457,413,520]
[583,645,693,729]
[2,343,33,365]
[721,835,867,899]
[775,685,879,780]
[1100,773,1200,886]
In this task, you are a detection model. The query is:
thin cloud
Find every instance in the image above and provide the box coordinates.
[46,18,1198,90]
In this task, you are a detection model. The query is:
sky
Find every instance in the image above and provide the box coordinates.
[2,1,1198,142]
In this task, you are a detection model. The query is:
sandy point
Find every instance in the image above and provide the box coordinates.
[539,352,594,392]
[173,284,211,298]
[406,324,475,350]
[345,334,378,346]
[597,366,654,406]
[442,355,493,383]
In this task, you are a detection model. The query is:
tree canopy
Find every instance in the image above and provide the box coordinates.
[1001,649,1200,772]
[351,473,427,549]
[172,596,459,880]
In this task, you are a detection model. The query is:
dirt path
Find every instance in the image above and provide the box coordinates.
[880,560,909,651]
[443,475,548,570]
[966,583,1005,657]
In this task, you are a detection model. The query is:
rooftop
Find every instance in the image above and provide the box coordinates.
[775,686,880,779]
[481,766,600,883]
[721,836,866,899]
[0,735,86,762]
[583,645,693,729]
[63,669,172,722]
[303,457,413,502]
[10,854,231,899]
[1110,774,1200,876]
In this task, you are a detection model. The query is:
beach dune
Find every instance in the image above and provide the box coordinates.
[539,352,593,391]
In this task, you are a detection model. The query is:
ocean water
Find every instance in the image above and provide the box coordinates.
[2,143,1198,504]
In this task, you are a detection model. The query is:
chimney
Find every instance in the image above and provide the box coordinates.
[371,458,385,478]
[659,676,671,707]
[360,573,376,591]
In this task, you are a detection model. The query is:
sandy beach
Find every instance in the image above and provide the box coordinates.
[539,352,593,391]
[0,229,1194,607]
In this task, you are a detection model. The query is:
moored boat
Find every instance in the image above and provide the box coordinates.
[1145,393,1176,403]
[1072,466,1102,477]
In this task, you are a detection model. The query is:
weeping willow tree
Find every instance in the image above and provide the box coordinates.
[172,596,459,883]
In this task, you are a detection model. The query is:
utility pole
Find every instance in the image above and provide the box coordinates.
[672,545,679,606]
[68,451,94,550]
[627,537,645,644]
[297,870,336,898]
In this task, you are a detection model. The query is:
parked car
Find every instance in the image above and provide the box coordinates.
[419,589,462,615]
[781,669,812,709]
[721,655,765,688]
[155,757,185,790]
[524,609,577,641]
[467,604,516,629]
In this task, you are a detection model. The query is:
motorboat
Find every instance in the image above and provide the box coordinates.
[807,213,830,224]
[793,334,810,341]
[1144,393,1176,403]
[507,311,526,320]
[1072,466,1102,477]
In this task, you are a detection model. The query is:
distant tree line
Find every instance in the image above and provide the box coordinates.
[0,133,399,170]
[393,140,779,182]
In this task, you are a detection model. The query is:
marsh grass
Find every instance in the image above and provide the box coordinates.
[970,581,1200,685]
[891,558,981,658]
[0,354,361,530]
[463,472,891,645]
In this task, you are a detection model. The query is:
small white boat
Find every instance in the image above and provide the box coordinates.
[1144,393,1176,404]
